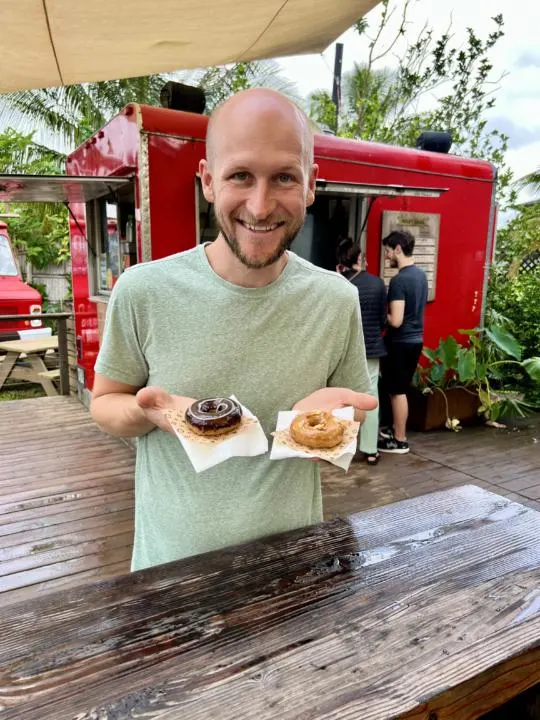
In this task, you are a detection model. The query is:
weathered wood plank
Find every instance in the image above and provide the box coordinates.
[0,486,538,720]
[0,509,134,551]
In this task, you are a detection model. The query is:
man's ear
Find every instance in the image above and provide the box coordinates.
[306,163,319,207]
[199,159,215,203]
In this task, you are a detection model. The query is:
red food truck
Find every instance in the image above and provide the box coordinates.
[0,216,44,341]
[0,97,496,403]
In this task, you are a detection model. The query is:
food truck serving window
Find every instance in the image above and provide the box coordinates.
[87,197,136,294]
[289,181,447,272]
[84,181,136,296]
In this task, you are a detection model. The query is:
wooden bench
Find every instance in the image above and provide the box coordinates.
[37,368,60,380]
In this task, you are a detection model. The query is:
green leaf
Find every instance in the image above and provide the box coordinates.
[457,349,476,382]
[429,362,446,386]
[422,347,438,363]
[523,357,540,383]
[438,336,459,371]
[485,325,522,360]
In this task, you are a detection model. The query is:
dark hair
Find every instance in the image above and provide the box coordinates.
[382,230,415,257]
[337,238,361,268]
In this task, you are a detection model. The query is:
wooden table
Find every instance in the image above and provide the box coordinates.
[1,485,539,720]
[0,336,59,395]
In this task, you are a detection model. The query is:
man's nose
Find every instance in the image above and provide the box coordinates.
[245,180,277,220]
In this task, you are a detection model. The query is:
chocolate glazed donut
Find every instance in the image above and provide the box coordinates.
[185,397,243,436]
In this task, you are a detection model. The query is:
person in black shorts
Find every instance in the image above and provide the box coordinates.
[378,229,427,454]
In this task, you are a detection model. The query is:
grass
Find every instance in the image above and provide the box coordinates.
[0,385,47,401]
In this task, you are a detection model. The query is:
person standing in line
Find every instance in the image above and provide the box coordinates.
[377,229,428,455]
[337,238,387,465]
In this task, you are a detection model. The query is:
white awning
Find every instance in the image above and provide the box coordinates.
[0,175,133,203]
[0,0,380,92]
[316,180,448,198]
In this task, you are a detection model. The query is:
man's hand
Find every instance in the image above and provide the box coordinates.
[293,387,377,422]
[136,387,196,434]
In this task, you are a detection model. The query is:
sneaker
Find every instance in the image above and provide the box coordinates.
[378,436,409,454]
[378,426,394,440]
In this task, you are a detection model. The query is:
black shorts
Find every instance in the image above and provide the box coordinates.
[380,342,423,396]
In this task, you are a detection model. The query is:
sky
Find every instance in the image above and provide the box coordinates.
[277,0,540,204]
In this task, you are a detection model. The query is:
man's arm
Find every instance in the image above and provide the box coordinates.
[387,299,405,328]
[91,375,154,437]
[91,375,195,438]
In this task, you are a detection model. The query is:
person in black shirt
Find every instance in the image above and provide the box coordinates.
[337,239,387,465]
[378,229,428,454]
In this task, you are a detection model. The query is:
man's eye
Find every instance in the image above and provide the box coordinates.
[278,173,293,183]
[231,172,249,181]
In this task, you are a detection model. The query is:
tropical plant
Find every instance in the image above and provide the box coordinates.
[414,325,540,430]
[487,202,540,370]
[0,129,68,270]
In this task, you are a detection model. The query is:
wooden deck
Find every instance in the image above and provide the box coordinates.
[0,397,135,606]
[1,396,539,608]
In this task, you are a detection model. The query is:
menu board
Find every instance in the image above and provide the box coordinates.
[380,211,440,301]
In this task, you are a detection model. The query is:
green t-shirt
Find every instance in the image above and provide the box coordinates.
[95,245,369,570]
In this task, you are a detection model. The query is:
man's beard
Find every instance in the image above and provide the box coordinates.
[217,216,304,270]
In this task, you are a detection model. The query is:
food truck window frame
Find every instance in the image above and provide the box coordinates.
[316,180,447,287]
[86,183,136,297]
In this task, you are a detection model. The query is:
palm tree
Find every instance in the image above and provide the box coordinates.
[0,61,300,155]
[308,62,401,140]
[516,167,540,201]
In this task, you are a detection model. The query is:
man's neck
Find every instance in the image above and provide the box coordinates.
[398,256,415,270]
[204,235,288,288]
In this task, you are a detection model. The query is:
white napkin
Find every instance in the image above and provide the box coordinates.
[270,406,358,472]
[166,396,268,474]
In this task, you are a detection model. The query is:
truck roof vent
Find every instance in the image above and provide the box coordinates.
[416,131,452,154]
[160,82,206,114]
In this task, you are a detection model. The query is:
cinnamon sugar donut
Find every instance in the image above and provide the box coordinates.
[290,411,344,449]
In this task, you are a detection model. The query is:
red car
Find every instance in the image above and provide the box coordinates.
[0,218,44,341]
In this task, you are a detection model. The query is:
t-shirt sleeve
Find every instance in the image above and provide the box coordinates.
[388,274,405,303]
[93,271,149,387]
[328,299,370,394]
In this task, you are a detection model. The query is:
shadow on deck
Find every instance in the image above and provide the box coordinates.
[1,396,539,607]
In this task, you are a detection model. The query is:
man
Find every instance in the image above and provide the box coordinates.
[90,88,376,571]
[337,239,387,465]
[378,229,428,455]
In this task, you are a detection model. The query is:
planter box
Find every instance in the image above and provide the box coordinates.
[407,386,482,432]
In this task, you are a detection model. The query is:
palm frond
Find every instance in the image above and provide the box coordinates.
[516,167,540,197]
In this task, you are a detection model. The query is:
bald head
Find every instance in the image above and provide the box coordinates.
[206,88,314,171]
[199,88,318,273]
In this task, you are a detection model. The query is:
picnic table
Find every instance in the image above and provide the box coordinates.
[0,336,59,395]
[0,484,539,719]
